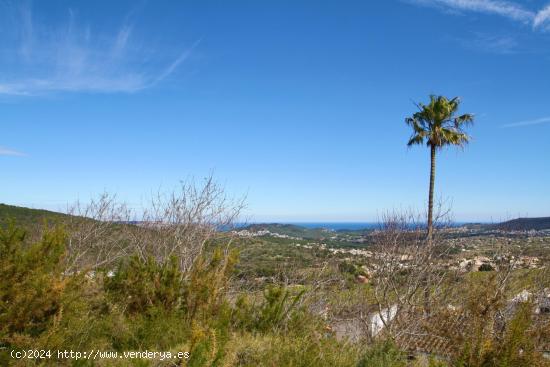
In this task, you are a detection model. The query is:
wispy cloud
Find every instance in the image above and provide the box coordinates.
[455,32,519,54]
[502,116,550,128]
[407,0,550,30]
[0,3,198,96]
[153,39,202,85]
[534,5,550,29]
[0,146,26,156]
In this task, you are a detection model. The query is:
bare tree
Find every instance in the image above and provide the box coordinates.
[369,203,453,342]
[62,176,245,274]
[137,177,245,272]
[64,193,133,272]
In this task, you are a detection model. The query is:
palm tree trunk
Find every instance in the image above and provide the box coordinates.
[427,145,436,242]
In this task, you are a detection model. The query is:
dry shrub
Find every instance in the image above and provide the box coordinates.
[64,176,244,273]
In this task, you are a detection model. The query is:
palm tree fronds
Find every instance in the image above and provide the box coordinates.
[405,95,473,149]
[454,113,474,127]
[407,134,425,146]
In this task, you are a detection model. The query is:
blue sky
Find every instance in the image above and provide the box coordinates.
[1,0,549,222]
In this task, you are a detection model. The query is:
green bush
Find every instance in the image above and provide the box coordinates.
[356,341,407,367]
[0,224,67,345]
[105,255,183,314]
[225,333,361,367]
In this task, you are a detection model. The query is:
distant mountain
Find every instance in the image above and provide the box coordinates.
[0,203,69,227]
[496,217,550,231]
[240,223,333,239]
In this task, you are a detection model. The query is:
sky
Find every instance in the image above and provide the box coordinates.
[1,0,549,222]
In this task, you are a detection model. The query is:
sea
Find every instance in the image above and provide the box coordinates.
[291,222,474,230]
[285,222,380,231]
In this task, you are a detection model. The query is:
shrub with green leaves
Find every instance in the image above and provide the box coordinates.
[356,341,407,367]
[105,255,183,314]
[0,224,68,346]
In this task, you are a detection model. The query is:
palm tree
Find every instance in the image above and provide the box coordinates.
[405,95,474,241]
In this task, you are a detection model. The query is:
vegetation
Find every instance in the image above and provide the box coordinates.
[1,205,548,366]
[0,203,69,229]
[497,217,550,231]
[240,223,334,240]
[1,176,549,366]
[0,222,366,366]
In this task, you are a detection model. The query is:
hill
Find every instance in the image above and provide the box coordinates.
[241,223,333,239]
[496,217,550,231]
[0,203,69,227]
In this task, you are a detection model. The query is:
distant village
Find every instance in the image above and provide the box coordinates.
[233,224,550,274]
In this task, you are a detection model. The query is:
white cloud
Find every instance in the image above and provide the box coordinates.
[0,4,198,96]
[502,116,550,127]
[534,5,550,29]
[409,0,534,22]
[408,0,550,30]
[0,147,26,156]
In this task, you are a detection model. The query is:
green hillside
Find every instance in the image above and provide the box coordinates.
[0,203,69,227]
[242,223,333,239]
[497,217,550,231]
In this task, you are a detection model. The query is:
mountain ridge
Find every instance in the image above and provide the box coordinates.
[495,217,550,231]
